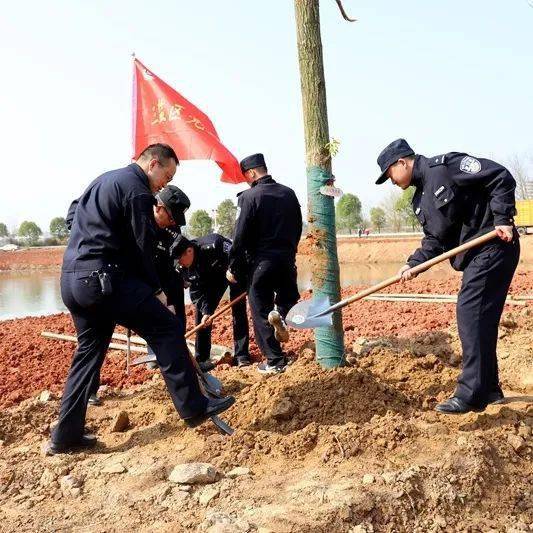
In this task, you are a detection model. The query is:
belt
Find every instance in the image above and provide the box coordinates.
[62,259,122,272]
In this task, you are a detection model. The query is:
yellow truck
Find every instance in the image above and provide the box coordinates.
[515,199,533,235]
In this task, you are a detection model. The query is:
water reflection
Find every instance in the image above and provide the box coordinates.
[0,271,66,320]
[0,261,452,320]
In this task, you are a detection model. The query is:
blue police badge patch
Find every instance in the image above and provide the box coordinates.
[460,156,481,174]
[223,241,231,253]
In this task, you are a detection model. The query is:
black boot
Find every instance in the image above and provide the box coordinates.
[184,396,235,428]
[43,434,98,456]
[435,396,484,414]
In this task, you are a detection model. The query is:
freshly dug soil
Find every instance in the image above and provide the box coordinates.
[0,304,531,531]
[1,271,531,410]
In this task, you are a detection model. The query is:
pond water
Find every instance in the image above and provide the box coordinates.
[0,262,420,320]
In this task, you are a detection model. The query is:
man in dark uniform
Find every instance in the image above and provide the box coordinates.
[67,186,191,398]
[46,144,234,454]
[143,185,191,368]
[228,154,302,374]
[375,139,520,414]
[171,233,251,370]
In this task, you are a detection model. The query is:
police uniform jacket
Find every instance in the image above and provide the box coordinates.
[181,233,232,315]
[408,153,516,271]
[62,163,161,291]
[229,175,302,275]
[154,227,184,307]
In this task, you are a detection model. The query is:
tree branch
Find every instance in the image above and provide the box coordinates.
[334,0,357,22]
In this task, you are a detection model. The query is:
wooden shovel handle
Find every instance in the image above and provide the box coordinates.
[324,229,498,315]
[185,292,247,339]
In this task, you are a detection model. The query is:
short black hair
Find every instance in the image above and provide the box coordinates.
[138,143,179,166]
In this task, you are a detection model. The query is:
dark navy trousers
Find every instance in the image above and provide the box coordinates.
[194,279,249,362]
[247,258,300,366]
[455,236,520,406]
[53,270,207,446]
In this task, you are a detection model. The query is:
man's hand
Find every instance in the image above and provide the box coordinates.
[398,264,417,282]
[156,291,168,306]
[495,225,513,242]
[167,305,176,315]
[226,270,237,284]
[200,314,212,328]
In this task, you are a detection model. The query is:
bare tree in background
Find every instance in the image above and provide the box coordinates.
[507,154,532,200]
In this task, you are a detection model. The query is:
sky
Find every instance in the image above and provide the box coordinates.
[1,0,532,232]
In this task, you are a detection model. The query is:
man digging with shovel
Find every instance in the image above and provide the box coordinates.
[288,140,519,415]
[172,233,252,369]
[375,139,520,414]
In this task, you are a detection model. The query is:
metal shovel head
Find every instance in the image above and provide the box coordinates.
[286,295,333,329]
[210,415,234,436]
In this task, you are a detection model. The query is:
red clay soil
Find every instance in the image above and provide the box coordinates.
[0,271,531,410]
[0,247,64,271]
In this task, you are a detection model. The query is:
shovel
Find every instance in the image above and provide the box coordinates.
[287,229,499,329]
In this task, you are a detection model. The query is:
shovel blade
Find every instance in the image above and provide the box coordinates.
[286,295,333,329]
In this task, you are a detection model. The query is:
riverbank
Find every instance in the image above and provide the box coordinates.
[2,235,531,271]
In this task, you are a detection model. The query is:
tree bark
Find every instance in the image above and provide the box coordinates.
[294,0,344,367]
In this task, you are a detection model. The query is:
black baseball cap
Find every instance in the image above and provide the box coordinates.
[240,153,266,173]
[170,234,193,258]
[157,185,190,226]
[376,139,415,184]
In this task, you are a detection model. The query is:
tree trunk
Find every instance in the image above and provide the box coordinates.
[294,0,344,367]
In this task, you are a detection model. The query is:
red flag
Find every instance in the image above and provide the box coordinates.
[132,58,244,183]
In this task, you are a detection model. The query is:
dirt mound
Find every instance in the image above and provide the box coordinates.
[1,271,532,410]
[0,320,531,531]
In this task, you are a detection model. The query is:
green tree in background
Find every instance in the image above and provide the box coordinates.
[188,210,213,238]
[18,221,42,246]
[370,207,386,233]
[0,223,8,238]
[335,193,362,234]
[216,199,237,238]
[49,217,69,241]
[395,188,419,231]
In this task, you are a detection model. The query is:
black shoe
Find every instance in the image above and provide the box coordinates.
[88,394,102,406]
[43,434,98,456]
[257,361,287,375]
[184,396,236,428]
[198,360,216,373]
[235,357,252,368]
[435,396,484,414]
[487,390,505,404]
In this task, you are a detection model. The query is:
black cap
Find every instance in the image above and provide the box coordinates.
[170,234,193,258]
[157,185,190,226]
[240,153,266,172]
[376,139,415,184]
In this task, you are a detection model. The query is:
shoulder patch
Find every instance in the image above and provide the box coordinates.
[459,156,481,174]
[428,154,446,168]
[222,241,231,254]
